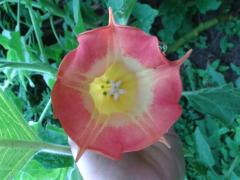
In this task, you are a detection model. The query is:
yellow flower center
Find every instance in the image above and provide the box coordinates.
[89,62,137,115]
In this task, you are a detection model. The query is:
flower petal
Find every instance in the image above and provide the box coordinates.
[51,80,91,139]
[113,26,167,67]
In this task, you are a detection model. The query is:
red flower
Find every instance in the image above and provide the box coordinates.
[51,8,192,160]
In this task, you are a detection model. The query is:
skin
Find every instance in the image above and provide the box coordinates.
[69,130,185,180]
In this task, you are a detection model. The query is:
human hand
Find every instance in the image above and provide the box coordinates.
[69,130,185,180]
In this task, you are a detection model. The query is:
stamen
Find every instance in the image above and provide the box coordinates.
[108,80,126,100]
[89,62,137,115]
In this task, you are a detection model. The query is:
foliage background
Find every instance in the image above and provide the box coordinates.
[0,0,240,179]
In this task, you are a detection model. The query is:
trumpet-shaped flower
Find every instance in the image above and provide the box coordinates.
[51,8,192,160]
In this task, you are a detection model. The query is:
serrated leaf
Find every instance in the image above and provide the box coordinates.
[231,63,240,75]
[184,85,240,125]
[106,0,136,25]
[72,0,85,34]
[132,3,158,33]
[195,0,222,14]
[15,160,82,180]
[31,123,72,169]
[45,44,63,63]
[43,74,56,89]
[0,34,9,48]
[0,30,34,89]
[220,37,234,54]
[220,37,228,54]
[158,0,187,44]
[0,88,42,179]
[38,0,65,18]
[194,127,215,167]
[34,152,73,169]
[37,124,68,146]
[207,65,226,85]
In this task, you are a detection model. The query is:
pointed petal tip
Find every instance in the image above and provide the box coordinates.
[159,136,171,149]
[108,7,116,25]
[173,49,193,66]
[186,49,193,57]
[76,148,86,162]
[181,48,192,63]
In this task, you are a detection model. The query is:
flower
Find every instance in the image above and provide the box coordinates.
[51,8,192,160]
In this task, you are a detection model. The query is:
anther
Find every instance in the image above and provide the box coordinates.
[108,80,126,101]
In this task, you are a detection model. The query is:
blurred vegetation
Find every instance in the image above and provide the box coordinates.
[0,0,240,179]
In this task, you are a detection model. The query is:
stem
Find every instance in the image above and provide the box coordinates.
[38,99,52,123]
[28,7,47,62]
[24,26,33,41]
[167,14,232,53]
[226,155,240,178]
[0,0,40,8]
[38,0,65,18]
[1,0,65,18]
[0,139,72,156]
[50,16,64,48]
[5,3,17,21]
[123,0,137,25]
[15,0,20,32]
[182,91,193,97]
[0,60,57,76]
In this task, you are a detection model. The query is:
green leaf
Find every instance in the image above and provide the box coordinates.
[38,0,65,18]
[72,0,85,34]
[0,89,71,178]
[34,152,74,169]
[0,34,9,48]
[60,31,78,51]
[0,60,57,76]
[231,63,240,75]
[43,74,56,89]
[194,127,215,167]
[195,0,222,14]
[231,63,240,87]
[158,0,187,44]
[158,15,183,44]
[184,85,240,125]
[220,37,228,54]
[0,30,33,89]
[45,44,63,63]
[32,123,72,169]
[132,3,158,33]
[207,65,226,85]
[236,79,240,88]
[107,0,124,10]
[106,0,136,25]
[37,124,68,146]
[220,37,234,54]
[0,88,41,179]
[15,160,82,180]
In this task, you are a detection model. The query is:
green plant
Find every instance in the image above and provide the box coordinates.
[0,0,239,179]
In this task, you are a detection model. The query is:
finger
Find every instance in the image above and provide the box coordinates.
[139,130,185,180]
[69,139,161,180]
[68,130,185,180]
